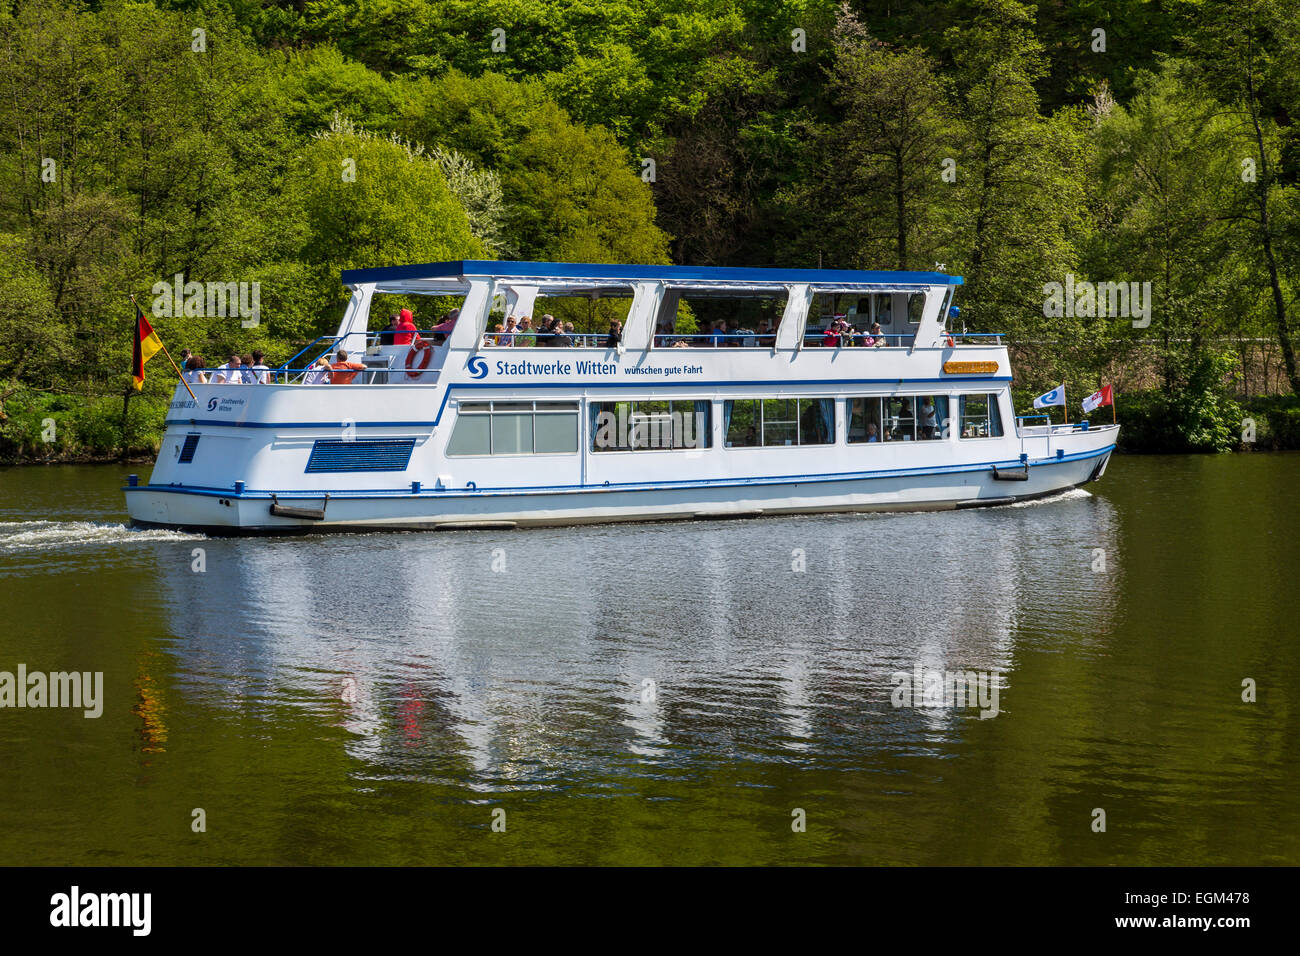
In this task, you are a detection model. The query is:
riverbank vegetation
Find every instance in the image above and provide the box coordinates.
[2,0,1298,461]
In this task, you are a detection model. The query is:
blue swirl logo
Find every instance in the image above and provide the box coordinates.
[467,356,489,379]
[207,397,219,411]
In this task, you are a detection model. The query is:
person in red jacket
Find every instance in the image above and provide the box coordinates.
[394,308,417,346]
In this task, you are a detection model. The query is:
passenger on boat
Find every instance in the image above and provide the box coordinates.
[394,309,417,346]
[536,314,557,345]
[249,350,271,384]
[378,314,400,346]
[865,423,879,442]
[870,322,885,347]
[606,320,622,349]
[516,316,536,347]
[183,355,208,385]
[214,354,243,384]
[756,320,775,348]
[329,350,366,384]
[502,316,518,346]
[706,321,725,347]
[919,398,937,439]
[842,321,858,346]
[485,322,505,346]
[304,356,331,384]
[823,321,842,348]
[550,318,573,347]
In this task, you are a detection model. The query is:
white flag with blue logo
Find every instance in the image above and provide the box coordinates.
[1032,385,1065,409]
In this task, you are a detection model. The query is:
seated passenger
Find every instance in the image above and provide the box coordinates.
[183,355,208,385]
[502,316,518,346]
[870,322,885,347]
[486,322,505,346]
[250,349,271,384]
[605,320,622,349]
[823,321,841,348]
[378,314,400,346]
[214,353,242,384]
[551,321,573,347]
[516,316,536,347]
[304,356,331,384]
[329,350,366,384]
[536,314,557,346]
[707,321,725,347]
[394,308,417,346]
[865,423,879,442]
[756,321,775,348]
[240,354,256,384]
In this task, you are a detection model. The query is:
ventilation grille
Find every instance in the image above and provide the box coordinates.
[305,439,416,473]
[178,433,201,463]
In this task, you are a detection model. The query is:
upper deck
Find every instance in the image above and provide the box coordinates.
[236,260,986,385]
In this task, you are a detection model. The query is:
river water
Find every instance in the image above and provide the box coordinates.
[0,455,1296,865]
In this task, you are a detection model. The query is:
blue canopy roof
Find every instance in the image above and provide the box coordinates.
[341,260,964,287]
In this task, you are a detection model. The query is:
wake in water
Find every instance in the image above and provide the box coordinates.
[0,520,204,552]
[1005,487,1093,508]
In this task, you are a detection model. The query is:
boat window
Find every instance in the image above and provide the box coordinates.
[959,393,1004,438]
[884,396,917,441]
[590,400,711,451]
[907,293,926,324]
[848,398,883,443]
[723,398,833,447]
[446,400,579,456]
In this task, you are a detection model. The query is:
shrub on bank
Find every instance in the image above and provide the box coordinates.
[0,385,166,462]
[1241,395,1300,450]
[1112,386,1244,453]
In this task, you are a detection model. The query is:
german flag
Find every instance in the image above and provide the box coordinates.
[132,302,163,390]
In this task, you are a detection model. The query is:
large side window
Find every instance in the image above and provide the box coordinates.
[723,398,833,446]
[884,396,916,441]
[915,395,949,440]
[958,393,1004,438]
[848,397,884,443]
[446,400,578,456]
[591,400,711,451]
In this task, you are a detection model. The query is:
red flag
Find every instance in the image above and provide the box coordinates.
[1081,384,1113,414]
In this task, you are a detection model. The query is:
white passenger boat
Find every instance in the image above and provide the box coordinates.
[124,261,1118,533]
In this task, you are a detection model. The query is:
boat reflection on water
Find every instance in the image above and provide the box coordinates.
[154,488,1120,791]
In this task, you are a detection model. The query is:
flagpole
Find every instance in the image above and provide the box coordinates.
[131,294,197,402]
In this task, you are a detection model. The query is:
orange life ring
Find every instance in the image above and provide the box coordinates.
[405,339,432,378]
[945,334,956,347]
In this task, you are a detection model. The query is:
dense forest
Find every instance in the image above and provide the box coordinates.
[1,0,1298,459]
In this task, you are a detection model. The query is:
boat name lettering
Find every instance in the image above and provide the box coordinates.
[494,359,620,376]
[206,397,246,412]
[943,361,1000,374]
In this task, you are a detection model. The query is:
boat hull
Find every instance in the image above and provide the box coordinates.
[125,445,1113,534]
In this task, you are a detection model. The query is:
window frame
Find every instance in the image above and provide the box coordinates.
[445,399,580,457]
